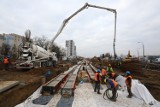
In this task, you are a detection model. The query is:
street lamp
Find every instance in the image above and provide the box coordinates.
[137,48,140,60]
[138,42,145,61]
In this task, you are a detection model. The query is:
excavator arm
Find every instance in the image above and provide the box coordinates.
[49,2,117,59]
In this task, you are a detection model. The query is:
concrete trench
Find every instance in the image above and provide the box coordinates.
[0,78,41,107]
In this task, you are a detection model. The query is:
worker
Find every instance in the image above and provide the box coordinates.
[107,64,113,78]
[108,71,117,80]
[107,64,113,73]
[117,61,122,69]
[3,56,9,71]
[101,66,106,84]
[94,69,101,94]
[106,76,118,101]
[125,71,133,98]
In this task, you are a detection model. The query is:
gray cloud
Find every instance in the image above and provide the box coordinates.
[0,0,160,57]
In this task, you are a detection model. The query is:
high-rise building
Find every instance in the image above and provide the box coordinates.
[66,40,77,59]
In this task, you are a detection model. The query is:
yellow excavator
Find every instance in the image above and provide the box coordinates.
[123,50,138,62]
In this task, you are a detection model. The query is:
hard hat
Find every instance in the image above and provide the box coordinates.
[126,71,131,75]
[97,69,101,73]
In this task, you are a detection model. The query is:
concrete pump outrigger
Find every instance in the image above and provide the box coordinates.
[48,2,117,59]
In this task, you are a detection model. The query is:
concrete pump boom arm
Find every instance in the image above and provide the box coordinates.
[49,2,117,59]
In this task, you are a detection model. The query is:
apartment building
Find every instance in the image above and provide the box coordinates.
[0,33,23,54]
[66,40,77,59]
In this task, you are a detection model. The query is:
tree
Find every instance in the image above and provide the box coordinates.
[11,44,17,59]
[105,53,111,57]
[0,43,10,56]
[50,43,61,60]
[33,35,64,60]
[33,35,49,50]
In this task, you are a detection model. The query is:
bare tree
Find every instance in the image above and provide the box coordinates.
[33,35,64,60]
[33,35,50,50]
[50,43,61,59]
[1,43,10,56]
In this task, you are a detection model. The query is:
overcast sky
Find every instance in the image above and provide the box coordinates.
[0,0,160,58]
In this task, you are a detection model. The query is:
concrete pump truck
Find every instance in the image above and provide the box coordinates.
[16,2,117,69]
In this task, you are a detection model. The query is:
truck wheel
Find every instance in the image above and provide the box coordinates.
[42,62,47,67]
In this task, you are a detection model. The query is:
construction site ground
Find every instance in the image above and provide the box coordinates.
[0,61,160,107]
[15,69,160,107]
[45,83,150,107]
[0,63,70,107]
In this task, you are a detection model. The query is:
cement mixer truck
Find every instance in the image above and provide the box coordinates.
[16,30,58,69]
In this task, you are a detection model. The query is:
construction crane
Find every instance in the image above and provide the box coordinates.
[49,2,117,59]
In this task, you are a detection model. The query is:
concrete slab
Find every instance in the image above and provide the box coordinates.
[47,80,60,87]
[0,81,19,93]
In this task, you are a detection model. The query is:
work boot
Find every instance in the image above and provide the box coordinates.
[111,99,116,102]
[127,95,132,98]
[97,92,101,94]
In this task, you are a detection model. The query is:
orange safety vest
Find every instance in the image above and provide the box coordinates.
[125,76,132,86]
[101,69,106,76]
[111,79,118,87]
[4,58,9,64]
[94,73,100,81]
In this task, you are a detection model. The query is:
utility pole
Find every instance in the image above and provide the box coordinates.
[138,42,145,61]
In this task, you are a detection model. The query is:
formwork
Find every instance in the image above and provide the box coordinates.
[42,73,68,94]
[61,65,81,97]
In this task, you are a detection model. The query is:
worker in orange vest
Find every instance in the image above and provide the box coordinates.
[125,71,133,98]
[107,76,118,101]
[94,69,101,94]
[3,56,9,71]
[101,66,106,84]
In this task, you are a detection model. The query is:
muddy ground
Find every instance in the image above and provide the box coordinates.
[0,63,70,107]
